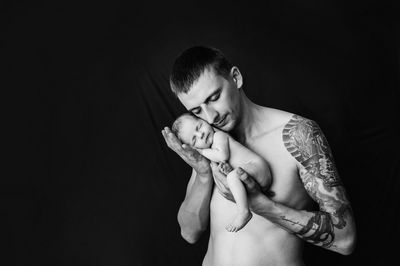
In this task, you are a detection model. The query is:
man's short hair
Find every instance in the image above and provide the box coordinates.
[171,113,196,142]
[169,46,233,95]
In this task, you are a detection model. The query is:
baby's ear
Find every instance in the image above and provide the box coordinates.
[182,144,193,150]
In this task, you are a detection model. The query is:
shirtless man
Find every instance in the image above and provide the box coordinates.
[171,113,272,232]
[161,46,356,266]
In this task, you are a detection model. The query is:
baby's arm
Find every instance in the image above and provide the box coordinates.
[197,132,230,163]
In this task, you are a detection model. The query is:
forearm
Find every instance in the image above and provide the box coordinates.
[253,198,356,255]
[177,171,214,243]
[275,116,357,254]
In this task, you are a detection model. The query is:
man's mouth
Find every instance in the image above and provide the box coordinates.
[214,115,227,128]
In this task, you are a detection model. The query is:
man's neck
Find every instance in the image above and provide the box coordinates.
[232,92,266,143]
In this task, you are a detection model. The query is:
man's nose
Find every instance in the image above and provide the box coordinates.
[201,105,217,124]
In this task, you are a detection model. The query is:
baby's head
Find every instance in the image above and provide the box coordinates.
[172,113,215,149]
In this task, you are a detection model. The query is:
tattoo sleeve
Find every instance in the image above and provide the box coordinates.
[282,115,352,248]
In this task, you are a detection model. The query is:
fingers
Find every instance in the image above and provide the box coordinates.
[161,127,172,145]
[218,162,233,175]
[161,127,184,152]
[162,127,208,166]
[181,144,202,160]
[161,127,179,145]
[211,162,226,178]
[210,161,218,170]
[162,127,195,163]
[236,167,259,194]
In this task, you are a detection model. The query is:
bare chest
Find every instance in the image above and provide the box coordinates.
[244,129,310,209]
[209,128,312,231]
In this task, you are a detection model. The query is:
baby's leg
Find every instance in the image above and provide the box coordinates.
[225,169,252,232]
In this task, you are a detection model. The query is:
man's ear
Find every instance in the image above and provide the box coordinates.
[230,66,243,90]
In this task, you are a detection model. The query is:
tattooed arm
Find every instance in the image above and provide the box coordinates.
[236,115,356,255]
[281,115,356,252]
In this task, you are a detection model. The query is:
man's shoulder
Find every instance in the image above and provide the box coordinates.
[259,108,297,134]
[263,107,294,120]
[262,108,317,132]
[273,112,323,148]
[248,107,318,144]
[281,114,320,135]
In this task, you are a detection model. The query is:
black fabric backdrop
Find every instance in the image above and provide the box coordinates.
[4,0,400,265]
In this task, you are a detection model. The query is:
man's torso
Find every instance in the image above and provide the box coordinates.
[203,109,313,266]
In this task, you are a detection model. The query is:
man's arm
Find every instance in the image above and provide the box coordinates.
[162,127,214,244]
[211,116,356,255]
[269,116,356,254]
[177,169,213,243]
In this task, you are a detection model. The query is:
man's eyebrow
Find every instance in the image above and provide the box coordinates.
[188,87,221,113]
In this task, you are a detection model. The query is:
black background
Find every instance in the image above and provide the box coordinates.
[3,0,400,265]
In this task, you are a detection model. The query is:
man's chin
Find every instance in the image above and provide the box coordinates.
[217,120,234,132]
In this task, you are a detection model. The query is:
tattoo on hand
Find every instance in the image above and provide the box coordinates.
[282,115,351,247]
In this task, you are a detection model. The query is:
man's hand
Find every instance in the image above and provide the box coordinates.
[210,162,274,212]
[162,127,211,176]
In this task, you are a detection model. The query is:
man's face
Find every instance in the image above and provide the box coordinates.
[177,67,242,132]
[178,116,214,149]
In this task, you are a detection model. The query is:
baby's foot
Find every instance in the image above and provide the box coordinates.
[218,162,233,175]
[225,211,253,233]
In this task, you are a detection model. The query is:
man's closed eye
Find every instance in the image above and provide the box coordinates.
[210,93,220,101]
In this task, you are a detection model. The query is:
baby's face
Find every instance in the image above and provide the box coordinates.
[179,116,214,149]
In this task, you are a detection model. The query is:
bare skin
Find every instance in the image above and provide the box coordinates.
[162,66,356,266]
[174,114,272,232]
[163,109,310,265]
[200,131,271,233]
[204,109,315,266]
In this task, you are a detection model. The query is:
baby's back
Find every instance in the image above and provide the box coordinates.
[212,132,271,189]
[224,133,260,169]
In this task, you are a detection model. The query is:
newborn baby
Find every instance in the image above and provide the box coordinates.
[172,113,272,232]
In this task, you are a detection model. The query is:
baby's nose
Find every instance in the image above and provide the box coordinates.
[195,131,204,139]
